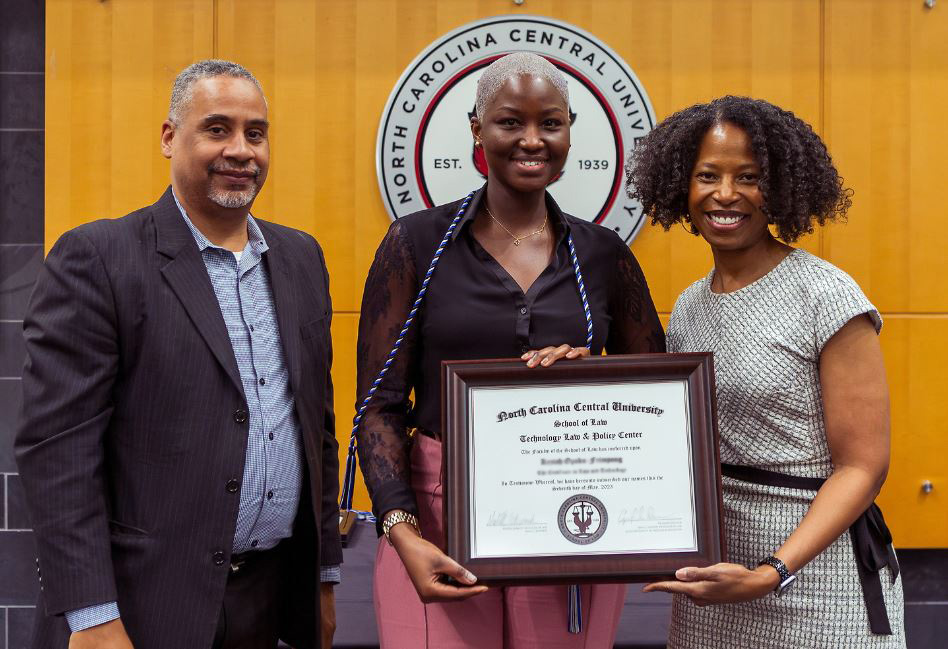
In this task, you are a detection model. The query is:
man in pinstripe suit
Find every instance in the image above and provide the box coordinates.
[16,60,340,649]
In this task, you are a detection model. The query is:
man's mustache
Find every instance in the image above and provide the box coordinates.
[208,163,261,178]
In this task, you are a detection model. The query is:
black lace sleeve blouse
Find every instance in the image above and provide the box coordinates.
[355,186,665,520]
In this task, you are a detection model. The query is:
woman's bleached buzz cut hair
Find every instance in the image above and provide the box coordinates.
[474,52,569,121]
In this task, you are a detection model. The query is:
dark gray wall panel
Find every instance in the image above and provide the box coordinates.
[0,321,26,377]
[0,379,21,472]
[0,74,43,129]
[904,602,945,649]
[0,0,43,72]
[0,245,41,321]
[900,548,948,601]
[6,474,29,530]
[8,606,36,649]
[0,131,44,245]
[0,531,38,604]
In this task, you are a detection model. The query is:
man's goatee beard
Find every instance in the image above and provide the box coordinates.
[208,185,258,209]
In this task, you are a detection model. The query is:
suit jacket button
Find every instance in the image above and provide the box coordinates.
[233,409,248,423]
[226,479,240,493]
[213,551,226,566]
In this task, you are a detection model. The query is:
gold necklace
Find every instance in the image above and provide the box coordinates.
[484,205,548,246]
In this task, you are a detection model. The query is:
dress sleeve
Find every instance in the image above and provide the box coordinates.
[355,219,422,520]
[606,239,666,354]
[812,269,882,354]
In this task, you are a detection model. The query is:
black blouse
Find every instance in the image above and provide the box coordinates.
[355,186,665,520]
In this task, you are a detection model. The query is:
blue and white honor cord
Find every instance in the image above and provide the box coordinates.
[339,191,475,517]
[566,232,593,350]
[340,190,592,633]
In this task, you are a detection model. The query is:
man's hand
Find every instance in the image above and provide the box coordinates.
[320,582,336,648]
[69,618,134,649]
[389,523,488,603]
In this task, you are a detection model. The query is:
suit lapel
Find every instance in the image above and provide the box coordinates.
[261,228,303,395]
[153,188,244,396]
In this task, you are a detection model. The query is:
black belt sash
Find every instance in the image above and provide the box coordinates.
[720,463,899,635]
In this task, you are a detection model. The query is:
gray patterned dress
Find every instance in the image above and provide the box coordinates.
[666,249,905,648]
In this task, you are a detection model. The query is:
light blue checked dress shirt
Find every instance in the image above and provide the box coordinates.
[65,195,339,632]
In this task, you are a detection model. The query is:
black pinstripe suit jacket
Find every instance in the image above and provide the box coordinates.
[15,187,341,649]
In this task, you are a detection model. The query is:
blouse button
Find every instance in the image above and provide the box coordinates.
[519,307,527,315]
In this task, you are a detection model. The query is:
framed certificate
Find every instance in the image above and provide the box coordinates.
[441,353,724,585]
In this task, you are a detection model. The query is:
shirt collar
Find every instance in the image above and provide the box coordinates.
[171,189,269,255]
[450,183,571,245]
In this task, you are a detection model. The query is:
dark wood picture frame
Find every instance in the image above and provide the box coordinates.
[441,352,724,585]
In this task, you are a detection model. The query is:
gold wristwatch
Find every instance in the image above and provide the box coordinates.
[381,510,420,544]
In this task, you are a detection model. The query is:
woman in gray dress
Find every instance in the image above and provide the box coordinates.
[625,96,905,648]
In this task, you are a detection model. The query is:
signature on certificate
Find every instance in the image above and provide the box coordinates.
[618,506,662,523]
[486,511,538,526]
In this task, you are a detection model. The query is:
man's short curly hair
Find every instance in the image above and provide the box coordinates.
[625,96,851,242]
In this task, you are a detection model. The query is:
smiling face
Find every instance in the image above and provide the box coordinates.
[161,75,269,213]
[470,74,570,194]
[688,122,770,252]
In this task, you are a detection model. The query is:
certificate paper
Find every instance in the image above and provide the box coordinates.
[468,380,697,559]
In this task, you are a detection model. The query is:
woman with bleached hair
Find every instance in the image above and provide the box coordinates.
[356,52,664,648]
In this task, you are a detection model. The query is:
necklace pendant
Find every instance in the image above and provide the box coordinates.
[513,239,521,246]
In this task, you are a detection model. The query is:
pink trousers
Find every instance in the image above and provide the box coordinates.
[374,433,627,649]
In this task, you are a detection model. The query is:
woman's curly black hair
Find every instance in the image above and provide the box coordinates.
[626,96,852,243]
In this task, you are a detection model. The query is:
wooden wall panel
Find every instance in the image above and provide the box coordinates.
[824,0,948,313]
[46,0,946,542]
[588,0,824,313]
[824,0,948,546]
[877,317,948,547]
[213,0,823,315]
[329,313,369,511]
[46,0,214,247]
[905,5,948,311]
[824,0,910,311]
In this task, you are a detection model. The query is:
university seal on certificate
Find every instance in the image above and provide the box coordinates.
[442,353,725,585]
[558,494,608,545]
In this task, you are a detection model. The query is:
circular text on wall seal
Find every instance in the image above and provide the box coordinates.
[558,493,608,545]
[376,14,656,243]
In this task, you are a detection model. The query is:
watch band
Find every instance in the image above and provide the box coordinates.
[758,556,797,597]
[382,510,420,544]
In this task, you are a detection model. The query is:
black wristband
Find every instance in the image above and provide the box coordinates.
[758,556,797,597]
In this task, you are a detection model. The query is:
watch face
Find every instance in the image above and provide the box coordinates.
[776,573,797,597]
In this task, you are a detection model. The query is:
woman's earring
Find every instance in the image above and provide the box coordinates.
[474,139,482,147]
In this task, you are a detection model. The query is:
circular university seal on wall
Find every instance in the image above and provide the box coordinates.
[558,493,608,545]
[376,15,656,243]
